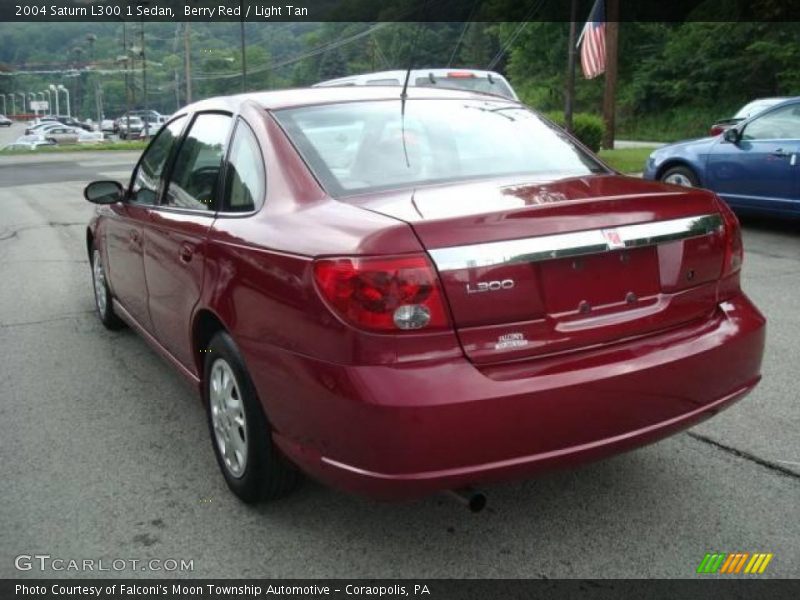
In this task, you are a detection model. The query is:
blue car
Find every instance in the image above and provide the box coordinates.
[644,97,800,218]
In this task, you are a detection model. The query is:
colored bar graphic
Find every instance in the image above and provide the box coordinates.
[758,554,774,573]
[733,553,750,574]
[697,553,727,573]
[698,552,773,574]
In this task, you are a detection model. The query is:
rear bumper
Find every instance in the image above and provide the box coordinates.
[251,293,765,500]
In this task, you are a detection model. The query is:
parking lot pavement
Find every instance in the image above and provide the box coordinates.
[0,154,797,579]
[0,121,27,147]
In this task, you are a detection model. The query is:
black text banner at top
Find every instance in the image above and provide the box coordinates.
[3,0,800,23]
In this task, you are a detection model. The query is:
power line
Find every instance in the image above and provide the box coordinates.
[447,0,481,67]
[486,0,545,71]
[191,22,390,82]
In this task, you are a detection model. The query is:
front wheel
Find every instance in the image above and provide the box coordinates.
[661,165,699,187]
[91,248,125,330]
[204,331,300,503]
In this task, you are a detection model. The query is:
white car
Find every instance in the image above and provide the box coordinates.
[77,130,104,143]
[2,138,56,151]
[25,122,61,135]
[313,68,519,100]
[118,116,145,139]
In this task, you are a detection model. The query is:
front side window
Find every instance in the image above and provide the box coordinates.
[164,113,232,211]
[223,120,265,213]
[742,103,800,141]
[274,99,605,197]
[130,116,187,205]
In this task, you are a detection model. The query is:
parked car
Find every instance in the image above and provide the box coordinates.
[115,110,163,137]
[84,87,765,505]
[100,119,117,134]
[54,115,93,131]
[2,137,56,151]
[0,114,12,127]
[117,116,145,139]
[77,130,105,143]
[645,97,800,218]
[709,97,790,136]
[25,121,64,135]
[44,126,81,144]
[314,68,519,100]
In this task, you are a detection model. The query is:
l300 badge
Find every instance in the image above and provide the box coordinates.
[466,279,515,294]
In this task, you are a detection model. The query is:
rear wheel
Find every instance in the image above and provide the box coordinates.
[204,331,300,503]
[91,248,125,330]
[661,165,699,187]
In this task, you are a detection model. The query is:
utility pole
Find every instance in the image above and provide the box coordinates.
[95,83,103,125]
[139,3,149,134]
[240,1,247,92]
[175,71,181,110]
[122,21,130,134]
[141,19,147,108]
[601,0,619,150]
[564,0,578,133]
[184,22,192,103]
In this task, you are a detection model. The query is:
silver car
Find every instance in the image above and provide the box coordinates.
[313,68,519,100]
[44,126,81,144]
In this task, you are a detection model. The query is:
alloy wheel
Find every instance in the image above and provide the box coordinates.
[209,358,248,478]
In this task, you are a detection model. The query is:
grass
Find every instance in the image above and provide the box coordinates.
[616,105,736,142]
[0,140,147,156]
[597,147,656,174]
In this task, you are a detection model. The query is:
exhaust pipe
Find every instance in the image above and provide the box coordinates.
[445,487,487,513]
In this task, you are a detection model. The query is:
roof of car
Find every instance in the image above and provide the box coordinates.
[180,85,521,115]
[314,68,509,86]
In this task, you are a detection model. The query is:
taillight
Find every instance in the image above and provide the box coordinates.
[718,198,743,277]
[313,255,449,332]
[710,125,724,136]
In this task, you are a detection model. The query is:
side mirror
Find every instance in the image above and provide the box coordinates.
[723,127,741,144]
[84,180,123,204]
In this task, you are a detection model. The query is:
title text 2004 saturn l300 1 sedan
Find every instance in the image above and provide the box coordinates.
[84,87,765,505]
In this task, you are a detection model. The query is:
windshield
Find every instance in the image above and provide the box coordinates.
[274,99,605,197]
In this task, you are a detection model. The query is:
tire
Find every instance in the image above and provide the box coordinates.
[204,331,300,503]
[91,247,125,330]
[660,165,699,188]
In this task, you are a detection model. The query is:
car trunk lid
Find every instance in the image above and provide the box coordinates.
[350,175,727,364]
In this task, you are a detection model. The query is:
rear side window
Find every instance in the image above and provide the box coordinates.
[223,120,265,213]
[130,116,187,205]
[164,113,232,211]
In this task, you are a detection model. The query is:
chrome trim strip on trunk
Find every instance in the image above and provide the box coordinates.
[429,214,724,272]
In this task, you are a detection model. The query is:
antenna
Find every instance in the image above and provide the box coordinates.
[400,3,429,168]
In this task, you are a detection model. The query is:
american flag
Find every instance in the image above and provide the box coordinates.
[579,0,606,79]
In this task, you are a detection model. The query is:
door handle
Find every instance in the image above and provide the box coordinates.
[179,242,195,263]
[771,149,791,158]
[129,230,141,245]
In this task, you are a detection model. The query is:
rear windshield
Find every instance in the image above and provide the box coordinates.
[274,99,605,197]
[415,75,514,99]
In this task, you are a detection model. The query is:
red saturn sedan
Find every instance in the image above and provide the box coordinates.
[84,86,766,506]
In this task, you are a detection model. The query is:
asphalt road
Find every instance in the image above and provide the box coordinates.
[0,151,798,579]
